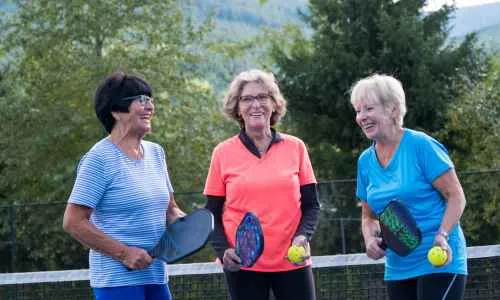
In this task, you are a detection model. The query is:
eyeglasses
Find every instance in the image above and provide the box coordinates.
[121,95,154,106]
[239,93,272,105]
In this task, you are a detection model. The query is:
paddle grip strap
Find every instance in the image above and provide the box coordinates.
[205,195,230,260]
[294,183,320,241]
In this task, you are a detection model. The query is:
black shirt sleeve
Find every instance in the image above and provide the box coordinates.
[204,195,230,260]
[295,183,320,241]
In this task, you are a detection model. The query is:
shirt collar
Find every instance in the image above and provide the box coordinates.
[238,128,283,158]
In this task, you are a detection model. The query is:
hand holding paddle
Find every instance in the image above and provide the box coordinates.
[222,248,242,272]
[121,246,153,270]
[149,208,214,264]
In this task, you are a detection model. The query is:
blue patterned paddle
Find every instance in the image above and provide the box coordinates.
[235,212,264,267]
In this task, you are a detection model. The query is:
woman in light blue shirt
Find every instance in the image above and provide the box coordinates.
[350,74,467,300]
[63,72,185,300]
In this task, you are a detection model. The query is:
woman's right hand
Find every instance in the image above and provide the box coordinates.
[361,203,385,260]
[121,246,153,270]
[365,235,386,260]
[222,248,241,272]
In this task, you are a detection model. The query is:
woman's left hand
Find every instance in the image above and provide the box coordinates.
[288,235,311,266]
[433,234,453,266]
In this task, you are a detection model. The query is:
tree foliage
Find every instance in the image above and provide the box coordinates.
[436,57,500,245]
[270,0,487,179]
[0,0,232,271]
[0,0,226,202]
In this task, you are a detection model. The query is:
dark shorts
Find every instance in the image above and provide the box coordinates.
[224,266,316,300]
[387,273,466,300]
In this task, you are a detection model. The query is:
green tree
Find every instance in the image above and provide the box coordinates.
[0,0,213,202]
[0,0,229,271]
[270,0,487,180]
[436,57,500,245]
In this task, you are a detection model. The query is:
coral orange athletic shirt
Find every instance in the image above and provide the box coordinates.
[204,133,316,272]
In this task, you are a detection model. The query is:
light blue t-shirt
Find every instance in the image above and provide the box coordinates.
[356,128,467,280]
[68,138,174,287]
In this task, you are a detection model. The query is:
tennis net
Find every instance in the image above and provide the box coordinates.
[0,245,499,299]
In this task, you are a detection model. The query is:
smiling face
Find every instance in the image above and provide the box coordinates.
[113,97,155,137]
[354,98,395,141]
[238,81,276,131]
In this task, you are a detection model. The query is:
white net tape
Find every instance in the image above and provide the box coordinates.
[1,245,499,285]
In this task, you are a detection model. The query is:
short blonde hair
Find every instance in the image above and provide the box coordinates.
[350,74,407,126]
[223,69,287,127]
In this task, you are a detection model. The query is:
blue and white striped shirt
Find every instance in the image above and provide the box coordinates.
[69,138,173,287]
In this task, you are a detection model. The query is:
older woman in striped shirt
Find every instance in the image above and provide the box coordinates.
[63,71,184,300]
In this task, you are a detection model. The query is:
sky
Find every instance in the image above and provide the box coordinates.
[425,0,500,11]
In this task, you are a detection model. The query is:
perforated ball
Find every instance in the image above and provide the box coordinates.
[287,245,306,264]
[427,246,448,267]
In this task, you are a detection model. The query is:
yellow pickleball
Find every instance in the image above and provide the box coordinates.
[427,246,448,267]
[287,245,306,264]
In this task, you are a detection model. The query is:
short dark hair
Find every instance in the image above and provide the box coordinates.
[94,71,152,133]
